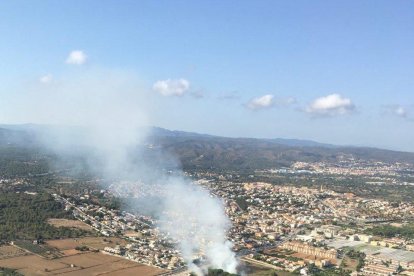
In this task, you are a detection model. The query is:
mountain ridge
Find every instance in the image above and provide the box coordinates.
[0,124,413,171]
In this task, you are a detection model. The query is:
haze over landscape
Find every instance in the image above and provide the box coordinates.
[0,1,413,151]
[0,1,414,276]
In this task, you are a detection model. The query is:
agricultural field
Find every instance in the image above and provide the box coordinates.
[46,237,128,251]
[0,238,165,275]
[47,219,93,232]
[0,252,164,275]
[13,241,63,259]
[0,246,28,260]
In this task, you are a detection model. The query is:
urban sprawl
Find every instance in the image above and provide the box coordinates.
[2,158,414,275]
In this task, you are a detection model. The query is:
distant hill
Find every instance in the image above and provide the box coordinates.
[0,127,35,147]
[269,138,336,148]
[145,128,414,170]
[0,124,413,171]
[147,127,335,148]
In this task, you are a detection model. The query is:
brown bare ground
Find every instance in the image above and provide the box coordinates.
[46,239,79,251]
[0,245,28,259]
[341,256,358,271]
[47,218,93,231]
[46,237,127,251]
[0,255,68,274]
[0,251,164,275]
[61,249,82,256]
[76,237,128,250]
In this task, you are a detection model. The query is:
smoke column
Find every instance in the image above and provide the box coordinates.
[8,67,238,274]
[159,178,237,274]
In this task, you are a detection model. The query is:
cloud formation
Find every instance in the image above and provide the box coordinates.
[246,94,296,110]
[394,106,408,118]
[153,78,190,96]
[383,104,413,121]
[305,94,354,116]
[66,50,87,65]
[246,94,275,110]
[39,74,53,84]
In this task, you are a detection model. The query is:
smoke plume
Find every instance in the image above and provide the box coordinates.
[160,178,237,274]
[4,67,238,274]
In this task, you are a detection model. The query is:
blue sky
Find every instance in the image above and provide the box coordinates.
[0,1,413,151]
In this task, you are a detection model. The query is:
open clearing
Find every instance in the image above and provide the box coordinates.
[242,260,295,276]
[0,238,164,275]
[0,252,164,275]
[0,245,29,260]
[46,237,127,251]
[47,218,94,231]
[341,256,358,272]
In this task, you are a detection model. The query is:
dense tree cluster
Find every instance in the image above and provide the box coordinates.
[306,263,351,276]
[206,268,239,276]
[0,192,89,241]
[0,267,22,276]
[364,224,414,239]
[189,269,239,276]
[0,146,50,178]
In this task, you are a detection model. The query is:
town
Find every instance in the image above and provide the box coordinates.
[12,158,408,275]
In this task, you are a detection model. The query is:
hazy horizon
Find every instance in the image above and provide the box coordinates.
[0,1,413,151]
[0,122,412,154]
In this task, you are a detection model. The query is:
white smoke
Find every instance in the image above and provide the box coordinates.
[160,179,237,275]
[3,67,239,275]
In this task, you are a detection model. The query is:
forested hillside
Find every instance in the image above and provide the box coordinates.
[1,125,414,173]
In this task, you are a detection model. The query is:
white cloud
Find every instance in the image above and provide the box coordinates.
[383,104,412,120]
[153,78,190,96]
[394,106,408,118]
[39,74,53,84]
[246,94,296,110]
[306,94,354,116]
[66,50,87,65]
[246,94,274,110]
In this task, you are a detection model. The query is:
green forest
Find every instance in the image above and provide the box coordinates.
[364,224,414,239]
[0,192,89,241]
